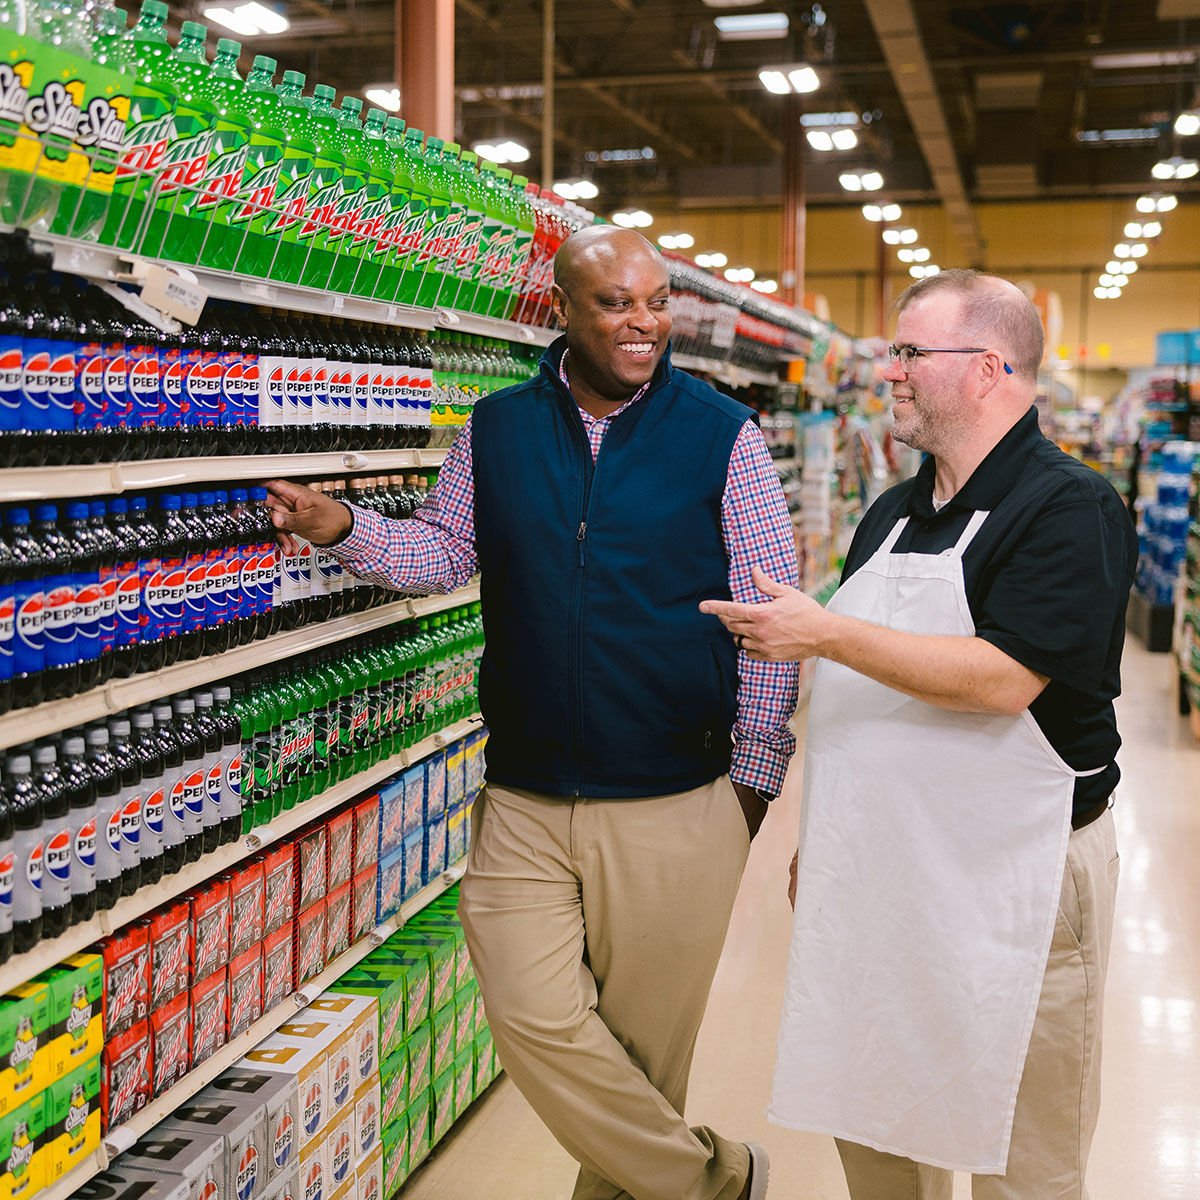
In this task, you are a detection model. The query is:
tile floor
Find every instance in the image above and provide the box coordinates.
[396,638,1200,1199]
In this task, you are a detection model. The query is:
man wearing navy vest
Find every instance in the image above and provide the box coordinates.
[267,226,799,1200]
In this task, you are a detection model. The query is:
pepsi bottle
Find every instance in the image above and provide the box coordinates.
[32,505,79,701]
[154,495,189,667]
[198,492,231,656]
[0,526,13,715]
[5,509,44,708]
[63,503,102,694]
[226,489,254,647]
[126,318,162,462]
[0,274,24,468]
[191,690,224,855]
[158,324,184,459]
[99,299,131,465]
[40,277,79,467]
[0,773,13,963]
[51,737,97,925]
[154,700,187,875]
[72,285,107,466]
[34,739,72,939]
[210,684,242,845]
[82,725,120,913]
[249,487,279,637]
[5,751,42,953]
[107,500,142,679]
[130,707,164,886]
[170,695,205,864]
[106,717,143,899]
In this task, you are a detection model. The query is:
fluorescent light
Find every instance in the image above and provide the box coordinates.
[695,251,728,269]
[204,1,288,35]
[909,266,925,278]
[1120,261,1137,274]
[724,267,755,282]
[1105,287,1122,298]
[882,229,901,245]
[925,265,939,275]
[750,279,778,293]
[1092,51,1195,69]
[472,139,530,164]
[840,169,883,191]
[1130,242,1148,257]
[899,227,917,244]
[861,171,883,190]
[787,66,820,93]
[365,87,402,113]
[715,12,788,38]
[612,212,635,228]
[1135,196,1155,213]
[1094,286,1108,299]
[758,70,790,95]
[1152,160,1176,180]
[554,181,578,199]
[1105,260,1121,272]
[897,249,915,263]
[1077,128,1159,143]
[800,111,859,127]
[674,232,694,248]
[839,172,862,191]
[1114,243,1131,257]
[882,203,901,221]
[1177,160,1199,178]
[913,247,930,262]
[1175,111,1200,137]
[1124,222,1142,238]
[1142,221,1161,238]
[1157,194,1177,211]
[1153,156,1198,180]
[574,180,598,199]
[613,209,653,228]
[806,131,834,151]
[862,204,883,221]
[1099,274,1116,287]
[831,129,858,150]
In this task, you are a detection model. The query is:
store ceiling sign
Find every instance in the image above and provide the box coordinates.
[1154,331,1191,366]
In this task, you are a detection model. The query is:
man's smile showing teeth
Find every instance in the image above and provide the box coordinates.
[619,343,654,354]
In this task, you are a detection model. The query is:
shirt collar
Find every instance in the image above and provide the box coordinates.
[558,348,652,420]
[908,406,1045,518]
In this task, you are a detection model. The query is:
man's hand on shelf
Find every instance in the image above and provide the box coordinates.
[265,479,353,552]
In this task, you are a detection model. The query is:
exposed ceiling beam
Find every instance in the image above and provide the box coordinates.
[859,0,985,266]
[579,83,700,162]
[669,48,783,156]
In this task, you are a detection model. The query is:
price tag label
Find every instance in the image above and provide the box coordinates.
[139,265,208,326]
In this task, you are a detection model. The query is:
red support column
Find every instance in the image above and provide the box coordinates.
[780,93,806,306]
[395,0,455,142]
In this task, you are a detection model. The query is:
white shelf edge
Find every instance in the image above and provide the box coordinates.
[0,715,483,998]
[38,865,467,1200]
[672,353,780,389]
[0,449,449,503]
[0,583,481,753]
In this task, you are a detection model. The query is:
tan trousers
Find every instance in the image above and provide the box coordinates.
[457,776,753,1200]
[837,808,1120,1200]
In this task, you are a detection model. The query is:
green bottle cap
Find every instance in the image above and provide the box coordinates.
[386,116,407,133]
[512,174,528,187]
[253,55,276,71]
[180,19,207,38]
[341,96,363,113]
[217,37,240,55]
[496,167,513,179]
[314,84,336,100]
[480,161,498,173]
[461,150,477,164]
[445,142,461,155]
[427,136,444,151]
[365,108,386,125]
[406,128,425,141]
[141,0,168,19]
[282,69,305,85]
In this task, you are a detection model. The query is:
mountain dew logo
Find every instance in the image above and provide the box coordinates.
[156,127,217,196]
[116,111,176,179]
[454,215,485,279]
[424,207,466,264]
[324,179,367,246]
[236,154,284,224]
[391,202,428,261]
[481,227,517,285]
[351,193,391,250]
[266,170,311,235]
[298,178,344,241]
[190,142,250,212]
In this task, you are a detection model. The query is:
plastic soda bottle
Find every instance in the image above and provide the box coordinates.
[501,170,537,319]
[443,150,487,312]
[413,137,458,309]
[261,70,316,285]
[296,84,347,290]
[324,96,371,295]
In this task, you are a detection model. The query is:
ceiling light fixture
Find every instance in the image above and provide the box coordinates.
[695,252,728,269]
[364,86,402,113]
[1106,260,1122,273]
[1092,51,1196,69]
[472,140,530,164]
[750,279,778,293]
[612,209,653,229]
[715,12,789,38]
[897,249,915,263]
[913,247,931,262]
[724,267,756,283]
[1119,261,1137,274]
[799,111,859,127]
[1152,155,1199,180]
[204,1,289,35]
[759,64,819,94]
[1114,243,1132,257]
[882,228,901,245]
[806,131,834,151]
[839,169,883,191]
[1129,242,1149,257]
[1176,111,1200,137]
[831,129,858,150]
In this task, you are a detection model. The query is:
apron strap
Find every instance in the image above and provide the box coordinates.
[879,517,910,555]
[949,509,990,556]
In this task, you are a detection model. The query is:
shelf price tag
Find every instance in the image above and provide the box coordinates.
[138,264,208,326]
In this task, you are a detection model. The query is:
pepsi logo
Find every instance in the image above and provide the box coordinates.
[116,574,141,612]
[198,1182,219,1200]
[302,1083,321,1134]
[163,363,183,398]
[129,358,160,400]
[227,757,242,796]
[332,1054,350,1105]
[357,1031,373,1077]
[168,784,187,822]
[0,852,13,907]
[330,1132,350,1182]
[0,596,14,644]
[273,1111,294,1166]
[183,772,206,815]
[304,1163,323,1200]
[235,1145,259,1200]
[362,1173,380,1200]
[206,765,222,802]
[105,808,123,851]
[45,830,71,881]
[26,841,43,889]
[358,1100,377,1151]
[120,801,140,846]
[143,789,165,834]
[103,356,128,401]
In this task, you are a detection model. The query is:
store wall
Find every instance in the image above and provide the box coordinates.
[657,199,1200,368]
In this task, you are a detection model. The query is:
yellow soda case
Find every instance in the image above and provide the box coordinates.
[0,984,49,1117]
[0,1092,44,1200]
[39,954,103,1084]
[44,1056,100,1182]
[299,994,378,1090]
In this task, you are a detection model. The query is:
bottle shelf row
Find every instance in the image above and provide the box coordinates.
[38,860,469,1200]
[0,710,483,996]
[0,581,480,751]
[0,447,449,502]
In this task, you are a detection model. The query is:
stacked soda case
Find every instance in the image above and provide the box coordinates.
[0,951,104,1197]
[0,609,483,970]
[0,0,596,327]
[0,260,540,467]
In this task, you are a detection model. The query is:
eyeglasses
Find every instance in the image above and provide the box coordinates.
[888,344,1013,374]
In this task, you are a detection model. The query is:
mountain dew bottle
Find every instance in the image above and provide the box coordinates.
[99,0,175,250]
[342,107,394,298]
[417,139,466,309]
[443,150,487,312]
[504,172,537,319]
[364,113,407,301]
[326,96,372,295]
[383,123,433,306]
[470,161,507,316]
[295,83,346,290]
[262,70,316,285]
[411,135,452,309]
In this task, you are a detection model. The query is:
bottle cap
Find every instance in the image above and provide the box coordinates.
[217,37,240,55]
[4,508,28,526]
[365,108,386,125]
[215,490,228,504]
[180,20,207,39]
[32,744,56,764]
[5,753,30,773]
[314,84,336,100]
[131,709,154,728]
[496,167,513,181]
[232,488,248,502]
[385,116,407,133]
[480,161,497,173]
[194,690,213,707]
[160,494,181,511]
[445,142,461,155]
[405,128,424,143]
[181,493,198,507]
[252,55,276,71]
[89,500,105,517]
[172,696,195,715]
[141,0,168,18]
[341,96,362,113]
[199,491,215,506]
[34,504,57,522]
[83,726,107,746]
[65,502,88,520]
[109,497,128,514]
[108,716,131,735]
[212,685,231,701]
[427,135,444,151]
[282,69,305,86]
[250,486,267,500]
[130,496,147,511]
[513,174,528,188]
[461,151,477,165]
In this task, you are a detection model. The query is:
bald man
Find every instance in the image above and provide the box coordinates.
[703,270,1136,1199]
[267,227,798,1200]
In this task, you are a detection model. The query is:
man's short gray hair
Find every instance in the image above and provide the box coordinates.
[894,268,1044,382]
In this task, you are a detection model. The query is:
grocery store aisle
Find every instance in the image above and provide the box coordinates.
[398,639,1200,1200]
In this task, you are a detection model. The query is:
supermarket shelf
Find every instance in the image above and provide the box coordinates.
[772,456,800,471]
[673,353,780,389]
[0,583,480,752]
[39,864,468,1200]
[34,229,554,344]
[0,714,483,997]
[0,448,448,502]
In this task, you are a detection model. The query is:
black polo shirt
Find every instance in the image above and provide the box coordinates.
[841,406,1137,826]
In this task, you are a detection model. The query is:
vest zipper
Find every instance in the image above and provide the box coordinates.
[577,521,587,566]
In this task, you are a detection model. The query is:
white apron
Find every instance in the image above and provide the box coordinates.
[769,510,1105,1174]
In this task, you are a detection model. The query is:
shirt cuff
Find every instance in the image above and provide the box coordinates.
[730,740,790,797]
[325,501,379,559]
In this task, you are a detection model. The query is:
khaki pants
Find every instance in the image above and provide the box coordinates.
[458,777,753,1200]
[837,808,1120,1200]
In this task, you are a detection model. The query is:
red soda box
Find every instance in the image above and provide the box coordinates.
[295,826,328,913]
[150,992,191,1097]
[263,922,295,1012]
[189,967,228,1070]
[99,924,150,1039]
[145,900,191,1013]
[100,1018,152,1134]
[326,811,354,893]
[228,945,265,1039]
[226,860,266,961]
[293,902,327,990]
[325,882,352,963]
[351,795,380,877]
[188,878,232,985]
[350,868,377,945]
[258,844,296,937]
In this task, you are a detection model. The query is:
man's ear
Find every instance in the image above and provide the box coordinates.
[550,284,568,329]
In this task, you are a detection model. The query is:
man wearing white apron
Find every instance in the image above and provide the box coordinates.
[702,270,1135,1199]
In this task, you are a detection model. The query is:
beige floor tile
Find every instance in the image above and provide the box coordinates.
[396,638,1200,1199]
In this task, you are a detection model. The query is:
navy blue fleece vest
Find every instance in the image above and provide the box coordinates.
[472,338,752,798]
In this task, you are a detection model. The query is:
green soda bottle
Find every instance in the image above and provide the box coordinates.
[295,83,346,290]
[484,167,521,317]
[325,96,372,295]
[295,663,318,804]
[309,650,334,796]
[98,0,174,249]
[443,150,487,312]
[346,641,370,776]
[375,120,418,303]
[262,70,317,285]
[390,127,433,305]
[469,161,505,315]
[249,670,278,825]
[503,172,538,320]
[277,665,302,812]
[231,680,256,834]
[340,107,392,297]
[410,134,452,309]
[0,0,41,225]
[415,138,464,309]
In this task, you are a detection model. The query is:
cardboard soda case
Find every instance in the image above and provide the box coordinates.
[0,983,49,1117]
[75,1166,190,1200]
[229,945,265,1039]
[188,878,232,985]
[352,1078,381,1166]
[410,909,472,991]
[324,1103,355,1192]
[429,1003,454,1081]
[377,778,404,860]
[149,993,190,1097]
[325,812,354,894]
[299,994,378,1090]
[454,984,477,1056]
[42,953,104,1084]
[387,930,454,1017]
[275,1018,354,1121]
[376,847,404,924]
[378,1046,408,1132]
[262,922,295,1013]
[99,925,151,1040]
[399,764,425,839]
[324,882,352,963]
[0,1093,44,1200]
[474,1027,499,1094]
[261,1163,299,1200]
[161,1086,271,1200]
[297,1126,327,1200]
[431,1063,454,1145]
[145,902,191,1013]
[189,967,228,1070]
[326,967,407,1061]
[258,845,295,938]
[242,1037,328,1140]
[349,870,376,946]
[294,903,327,990]
[45,1055,101,1181]
[445,742,465,811]
[400,830,423,904]
[405,1086,431,1171]
[366,949,432,1038]
[354,1143,383,1200]
[447,800,468,866]
[204,1067,300,1182]
[350,796,379,878]
[227,860,266,961]
[118,1129,224,1200]
[453,1046,474,1126]
[405,1023,432,1104]
[101,1019,152,1134]
[424,752,447,822]
[295,827,328,914]
[422,811,448,886]
[380,1117,408,1200]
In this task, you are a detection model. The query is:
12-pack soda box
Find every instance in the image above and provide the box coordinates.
[243,1036,329,1141]
[188,878,232,985]
[295,826,328,914]
[424,751,447,822]
[99,924,151,1040]
[189,966,228,1070]
[301,994,379,1089]
[326,810,354,893]
[325,881,352,962]
[119,1127,224,1200]
[101,1018,152,1134]
[226,859,266,961]
[294,902,327,991]
[145,901,191,1013]
[45,1055,101,1181]
[149,992,190,1098]
[0,1092,45,1200]
[355,1142,383,1200]
[378,1045,408,1132]
[399,764,425,840]
[377,777,405,859]
[43,953,104,1084]
[262,922,295,1013]
[351,795,380,878]
[0,982,49,1117]
[204,1067,301,1183]
[75,1165,190,1200]
[229,944,265,1039]
[350,868,377,945]
[258,844,296,938]
[162,1085,271,1200]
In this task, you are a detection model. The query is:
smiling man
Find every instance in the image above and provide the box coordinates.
[702,269,1136,1199]
[265,226,798,1200]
